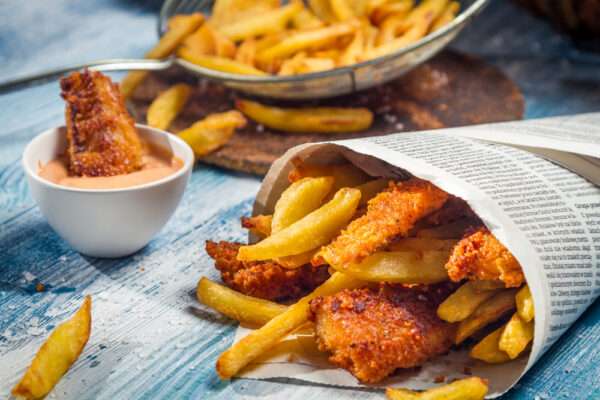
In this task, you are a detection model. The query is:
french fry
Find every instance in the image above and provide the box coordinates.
[386,377,488,400]
[437,281,504,323]
[431,1,459,31]
[275,250,318,269]
[272,176,335,233]
[367,0,447,59]
[308,0,337,22]
[516,284,534,322]
[292,7,326,29]
[219,2,303,42]
[498,313,533,359]
[12,296,92,400]
[177,23,237,59]
[257,20,359,63]
[241,214,273,238]
[197,277,286,326]
[278,52,309,75]
[146,83,191,131]
[371,0,414,25]
[179,49,267,75]
[355,178,390,205]
[288,161,371,190]
[388,237,457,252]
[216,271,363,379]
[237,188,361,261]
[377,11,412,45]
[236,99,373,133]
[121,13,204,98]
[212,0,280,26]
[178,110,247,157]
[330,0,356,21]
[294,57,337,74]
[469,326,511,364]
[235,38,258,65]
[338,28,365,66]
[330,250,450,283]
[455,289,517,344]
[416,218,477,239]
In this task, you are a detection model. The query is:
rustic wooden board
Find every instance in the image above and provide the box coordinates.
[129,50,524,175]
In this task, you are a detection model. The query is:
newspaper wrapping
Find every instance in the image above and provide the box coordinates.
[231,113,600,397]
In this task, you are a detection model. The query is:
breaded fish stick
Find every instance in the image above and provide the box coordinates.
[314,178,448,268]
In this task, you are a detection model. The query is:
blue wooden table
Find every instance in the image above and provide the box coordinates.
[1,1,599,399]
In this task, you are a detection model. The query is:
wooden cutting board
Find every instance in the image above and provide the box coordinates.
[129,50,524,175]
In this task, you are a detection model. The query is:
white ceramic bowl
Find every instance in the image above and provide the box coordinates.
[22,124,194,258]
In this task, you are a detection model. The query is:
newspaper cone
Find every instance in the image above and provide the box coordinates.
[236,113,600,397]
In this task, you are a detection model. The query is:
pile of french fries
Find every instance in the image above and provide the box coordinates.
[196,160,535,399]
[178,0,459,77]
[121,0,460,92]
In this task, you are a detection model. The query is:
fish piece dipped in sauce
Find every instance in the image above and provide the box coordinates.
[60,70,143,177]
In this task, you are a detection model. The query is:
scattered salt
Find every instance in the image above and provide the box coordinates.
[27,326,45,336]
[395,123,405,130]
[23,272,36,282]
[384,114,397,124]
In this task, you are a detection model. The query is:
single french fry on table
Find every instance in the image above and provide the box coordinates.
[177,110,247,157]
[216,271,364,379]
[218,1,303,42]
[236,99,373,133]
[330,250,450,283]
[437,281,504,323]
[237,187,361,261]
[179,48,267,75]
[516,284,534,322]
[146,83,191,131]
[271,176,335,233]
[455,289,517,344]
[197,277,287,326]
[12,296,92,400]
[469,326,511,364]
[498,312,534,359]
[386,377,488,400]
[241,214,273,238]
[121,13,204,98]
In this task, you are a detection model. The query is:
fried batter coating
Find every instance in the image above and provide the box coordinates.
[445,228,524,288]
[313,178,449,267]
[205,241,329,302]
[60,70,142,176]
[309,284,456,383]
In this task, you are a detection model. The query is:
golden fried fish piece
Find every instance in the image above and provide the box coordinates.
[445,228,525,288]
[60,70,142,177]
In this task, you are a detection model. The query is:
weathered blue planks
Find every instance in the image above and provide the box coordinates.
[0,1,599,399]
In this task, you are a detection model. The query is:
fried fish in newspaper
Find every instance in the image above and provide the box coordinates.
[60,70,143,177]
[313,178,449,268]
[445,228,525,288]
[205,241,329,302]
[309,284,456,383]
